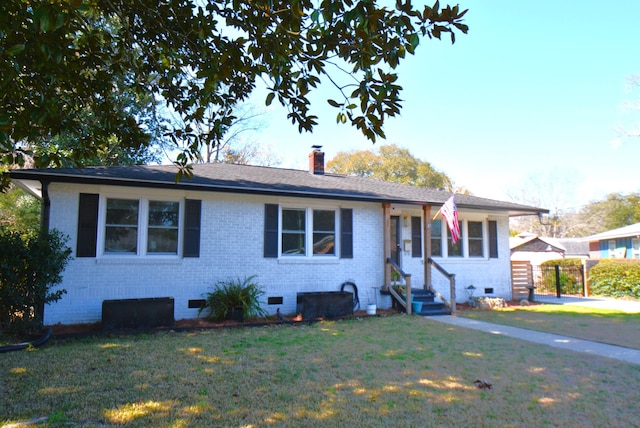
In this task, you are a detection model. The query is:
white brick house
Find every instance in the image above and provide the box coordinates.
[10,149,547,326]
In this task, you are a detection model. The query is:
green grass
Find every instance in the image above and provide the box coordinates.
[2,315,640,427]
[457,304,640,349]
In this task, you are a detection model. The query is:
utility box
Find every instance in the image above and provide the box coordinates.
[296,291,353,320]
[102,297,174,331]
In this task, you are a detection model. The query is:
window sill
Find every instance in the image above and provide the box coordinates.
[278,257,340,265]
[96,256,183,265]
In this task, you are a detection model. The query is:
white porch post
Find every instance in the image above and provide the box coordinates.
[383,203,391,289]
[423,205,432,290]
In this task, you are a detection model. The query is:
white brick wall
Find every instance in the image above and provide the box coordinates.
[43,183,513,325]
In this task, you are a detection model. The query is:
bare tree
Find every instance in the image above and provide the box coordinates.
[507,170,581,238]
[611,74,640,147]
[165,102,281,167]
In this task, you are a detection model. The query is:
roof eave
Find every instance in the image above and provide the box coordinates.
[9,169,549,216]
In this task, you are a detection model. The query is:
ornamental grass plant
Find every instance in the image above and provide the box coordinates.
[199,275,268,321]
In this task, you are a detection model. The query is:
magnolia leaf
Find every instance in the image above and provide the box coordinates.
[5,44,25,56]
[265,92,275,106]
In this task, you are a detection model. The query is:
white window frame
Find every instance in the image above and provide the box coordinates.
[609,240,617,258]
[633,238,640,259]
[467,220,485,258]
[279,205,339,258]
[431,217,489,259]
[98,194,183,257]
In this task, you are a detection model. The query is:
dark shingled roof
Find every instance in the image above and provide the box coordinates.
[9,163,548,216]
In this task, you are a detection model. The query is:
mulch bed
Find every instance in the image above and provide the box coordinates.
[8,301,540,344]
[47,307,403,337]
[47,300,542,337]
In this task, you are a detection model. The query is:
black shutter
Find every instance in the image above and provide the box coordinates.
[183,199,202,258]
[489,220,498,258]
[340,208,353,259]
[76,193,99,257]
[264,204,279,258]
[411,216,422,257]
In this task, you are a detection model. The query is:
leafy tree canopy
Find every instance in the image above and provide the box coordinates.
[0,184,40,232]
[327,144,454,190]
[573,192,640,235]
[1,0,468,181]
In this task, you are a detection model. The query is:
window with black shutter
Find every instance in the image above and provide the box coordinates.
[77,193,99,257]
[340,208,353,259]
[183,199,202,258]
[264,204,279,258]
[411,216,421,257]
[489,220,498,258]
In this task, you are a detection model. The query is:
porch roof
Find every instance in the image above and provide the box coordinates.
[10,163,548,217]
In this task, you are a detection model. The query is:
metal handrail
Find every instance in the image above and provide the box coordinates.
[386,258,412,314]
[427,257,456,313]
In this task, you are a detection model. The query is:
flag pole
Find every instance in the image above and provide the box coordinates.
[432,207,442,220]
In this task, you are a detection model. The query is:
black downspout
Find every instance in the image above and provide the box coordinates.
[40,180,51,237]
[37,180,51,326]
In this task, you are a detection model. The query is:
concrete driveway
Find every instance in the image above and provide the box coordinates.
[533,295,640,313]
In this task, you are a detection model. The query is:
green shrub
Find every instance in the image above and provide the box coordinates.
[0,228,71,334]
[589,260,640,299]
[541,258,583,268]
[199,275,268,321]
[539,259,584,295]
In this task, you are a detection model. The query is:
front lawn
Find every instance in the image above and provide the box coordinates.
[2,315,639,427]
[457,303,640,349]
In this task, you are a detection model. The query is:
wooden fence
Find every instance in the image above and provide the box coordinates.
[511,261,533,300]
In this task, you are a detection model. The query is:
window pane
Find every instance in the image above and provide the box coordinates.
[468,221,483,257]
[282,233,305,254]
[106,199,138,225]
[313,210,335,255]
[447,221,462,257]
[468,221,482,238]
[431,219,442,257]
[148,228,179,253]
[282,209,305,255]
[283,209,305,231]
[469,240,483,257]
[148,201,179,254]
[148,201,179,227]
[313,210,335,231]
[105,226,138,253]
[105,198,139,253]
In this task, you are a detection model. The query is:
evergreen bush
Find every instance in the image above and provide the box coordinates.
[0,228,71,334]
[589,260,640,299]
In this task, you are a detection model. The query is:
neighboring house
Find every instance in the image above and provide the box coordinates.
[10,148,547,325]
[510,233,565,266]
[556,238,590,260]
[510,233,590,265]
[583,223,640,259]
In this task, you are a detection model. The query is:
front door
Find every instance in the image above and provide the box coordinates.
[390,216,401,267]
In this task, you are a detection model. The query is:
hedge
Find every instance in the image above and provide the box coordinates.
[541,258,584,268]
[0,228,71,334]
[589,260,640,299]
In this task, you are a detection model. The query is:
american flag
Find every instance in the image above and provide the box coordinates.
[441,195,461,244]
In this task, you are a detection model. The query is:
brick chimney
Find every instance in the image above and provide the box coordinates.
[309,145,324,175]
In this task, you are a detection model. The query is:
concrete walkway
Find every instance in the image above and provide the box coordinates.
[427,314,640,365]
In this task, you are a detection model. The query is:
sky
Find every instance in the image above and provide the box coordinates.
[240,0,640,212]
